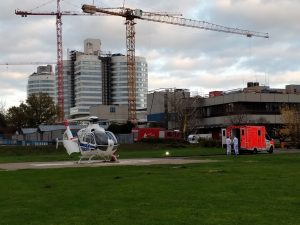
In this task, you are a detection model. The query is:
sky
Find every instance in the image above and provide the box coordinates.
[1,0,300,109]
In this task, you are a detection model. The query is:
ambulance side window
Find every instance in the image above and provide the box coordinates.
[258,130,261,136]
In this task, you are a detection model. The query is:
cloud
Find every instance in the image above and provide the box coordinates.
[1,0,300,109]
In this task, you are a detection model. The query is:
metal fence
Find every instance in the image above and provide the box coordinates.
[115,133,134,144]
[0,139,49,146]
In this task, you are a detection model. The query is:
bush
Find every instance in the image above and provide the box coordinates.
[198,138,221,148]
[139,138,189,148]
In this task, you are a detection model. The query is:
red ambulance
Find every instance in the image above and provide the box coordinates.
[225,125,275,154]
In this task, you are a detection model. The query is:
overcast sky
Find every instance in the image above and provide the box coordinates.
[1,0,300,109]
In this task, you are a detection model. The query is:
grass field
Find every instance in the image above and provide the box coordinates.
[0,144,299,225]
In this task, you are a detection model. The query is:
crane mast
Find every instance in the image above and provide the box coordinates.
[15,2,106,122]
[126,18,137,122]
[82,4,269,122]
[56,0,64,123]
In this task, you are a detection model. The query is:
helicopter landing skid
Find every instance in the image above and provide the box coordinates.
[76,155,119,164]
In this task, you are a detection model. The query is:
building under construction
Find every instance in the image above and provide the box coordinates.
[59,38,148,119]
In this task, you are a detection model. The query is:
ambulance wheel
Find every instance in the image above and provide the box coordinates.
[253,149,258,154]
[268,146,274,154]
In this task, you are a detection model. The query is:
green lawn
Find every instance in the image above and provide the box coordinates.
[0,150,299,225]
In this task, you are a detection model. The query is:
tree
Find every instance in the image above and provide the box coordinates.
[279,104,300,147]
[167,91,201,136]
[25,93,58,126]
[0,100,7,128]
[6,93,58,130]
[0,112,7,128]
[6,103,28,131]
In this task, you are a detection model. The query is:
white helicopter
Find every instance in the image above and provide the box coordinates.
[62,116,119,163]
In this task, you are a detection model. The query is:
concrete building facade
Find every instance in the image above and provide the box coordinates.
[199,83,300,129]
[147,88,191,129]
[61,38,148,120]
[70,54,102,117]
[147,83,300,134]
[110,55,148,109]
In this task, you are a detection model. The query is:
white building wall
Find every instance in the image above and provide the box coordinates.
[27,65,56,100]
[71,54,102,116]
[110,55,148,109]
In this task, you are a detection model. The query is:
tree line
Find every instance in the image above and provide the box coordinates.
[0,93,59,132]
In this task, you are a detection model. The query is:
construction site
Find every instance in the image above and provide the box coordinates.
[9,0,268,121]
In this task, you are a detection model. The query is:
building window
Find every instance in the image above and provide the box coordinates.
[110,107,116,113]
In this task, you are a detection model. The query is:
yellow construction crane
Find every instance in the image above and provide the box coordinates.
[82,4,269,122]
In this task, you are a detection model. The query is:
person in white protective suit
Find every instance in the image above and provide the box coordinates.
[226,136,232,156]
[233,136,239,156]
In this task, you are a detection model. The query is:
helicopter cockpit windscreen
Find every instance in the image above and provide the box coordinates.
[94,130,109,151]
[105,131,118,145]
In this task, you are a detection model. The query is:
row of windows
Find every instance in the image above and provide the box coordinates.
[76,93,101,97]
[76,88,102,92]
[75,82,101,87]
[28,80,54,84]
[111,93,147,98]
[111,67,147,72]
[75,77,102,81]
[76,98,102,102]
[201,102,300,118]
[75,72,101,76]
[112,88,147,92]
[28,88,55,92]
[76,104,101,107]
[28,84,54,88]
[111,78,147,82]
[111,72,147,77]
[113,62,147,66]
[75,66,101,70]
[111,83,147,87]
[76,61,101,65]
[27,85,55,91]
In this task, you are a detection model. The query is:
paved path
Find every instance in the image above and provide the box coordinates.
[0,158,219,171]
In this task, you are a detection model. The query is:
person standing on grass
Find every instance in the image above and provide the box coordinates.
[226,136,232,156]
[233,136,239,156]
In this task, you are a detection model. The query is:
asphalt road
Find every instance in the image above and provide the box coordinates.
[0,148,298,171]
[0,158,220,171]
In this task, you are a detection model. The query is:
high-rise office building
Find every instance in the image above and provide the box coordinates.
[110,54,148,109]
[71,54,102,116]
[56,38,148,119]
[27,65,56,100]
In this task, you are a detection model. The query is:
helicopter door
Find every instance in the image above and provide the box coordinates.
[82,133,96,151]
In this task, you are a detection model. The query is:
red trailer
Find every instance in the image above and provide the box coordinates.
[132,128,182,141]
[226,125,274,154]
